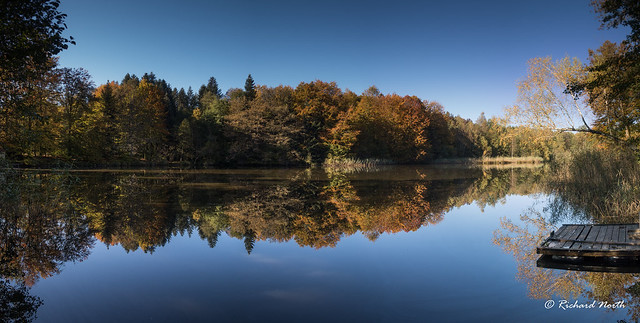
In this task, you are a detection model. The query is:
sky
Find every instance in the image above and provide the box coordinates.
[57,0,629,120]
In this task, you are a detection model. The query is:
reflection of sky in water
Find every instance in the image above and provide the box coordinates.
[28,189,623,322]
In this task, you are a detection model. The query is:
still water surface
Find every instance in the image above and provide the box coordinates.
[0,166,635,322]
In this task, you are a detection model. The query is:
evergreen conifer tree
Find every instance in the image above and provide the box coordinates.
[244,74,256,101]
[207,77,222,99]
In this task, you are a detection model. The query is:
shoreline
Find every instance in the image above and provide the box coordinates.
[1,156,545,171]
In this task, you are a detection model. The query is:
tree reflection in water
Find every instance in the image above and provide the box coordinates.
[0,168,94,322]
[0,280,42,323]
[0,165,546,321]
[494,208,640,320]
[4,162,640,320]
[0,166,549,257]
[493,151,640,320]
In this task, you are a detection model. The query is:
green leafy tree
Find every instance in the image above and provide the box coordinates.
[89,82,120,161]
[56,67,94,159]
[582,41,640,148]
[594,0,640,46]
[176,119,195,161]
[0,0,74,158]
[575,0,640,150]
[110,75,169,162]
[225,85,305,165]
[191,91,229,164]
[424,101,455,159]
[0,0,74,72]
[559,1,640,151]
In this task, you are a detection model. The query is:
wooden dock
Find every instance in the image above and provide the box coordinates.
[537,224,640,257]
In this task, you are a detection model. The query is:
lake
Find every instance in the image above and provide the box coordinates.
[0,165,636,322]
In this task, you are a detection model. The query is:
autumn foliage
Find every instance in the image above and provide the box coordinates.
[2,71,562,166]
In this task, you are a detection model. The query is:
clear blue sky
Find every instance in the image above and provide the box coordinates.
[57,0,628,120]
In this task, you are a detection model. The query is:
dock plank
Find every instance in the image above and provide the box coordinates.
[594,225,609,249]
[562,226,584,249]
[627,224,634,250]
[584,226,601,250]
[604,225,615,243]
[601,225,615,249]
[555,225,573,240]
[610,225,621,250]
[537,223,640,257]
[575,226,593,249]
[620,225,628,250]
[547,225,571,248]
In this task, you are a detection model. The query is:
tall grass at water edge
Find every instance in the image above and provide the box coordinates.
[549,146,640,222]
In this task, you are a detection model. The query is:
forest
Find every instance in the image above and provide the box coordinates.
[2,1,640,321]
[1,1,638,168]
[1,64,576,167]
[1,2,600,168]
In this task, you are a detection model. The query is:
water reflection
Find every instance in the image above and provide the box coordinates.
[1,165,548,321]
[0,280,42,322]
[0,170,94,285]
[0,166,548,260]
[493,208,640,320]
[488,151,640,320]
[0,169,94,322]
[67,166,546,252]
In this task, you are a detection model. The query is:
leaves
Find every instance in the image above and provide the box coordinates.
[510,56,590,132]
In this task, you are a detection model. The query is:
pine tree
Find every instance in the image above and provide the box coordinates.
[187,87,197,110]
[244,74,256,101]
[95,82,119,160]
[206,77,222,99]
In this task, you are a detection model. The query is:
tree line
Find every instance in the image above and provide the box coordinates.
[2,0,638,167]
[1,0,570,167]
[1,68,567,166]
